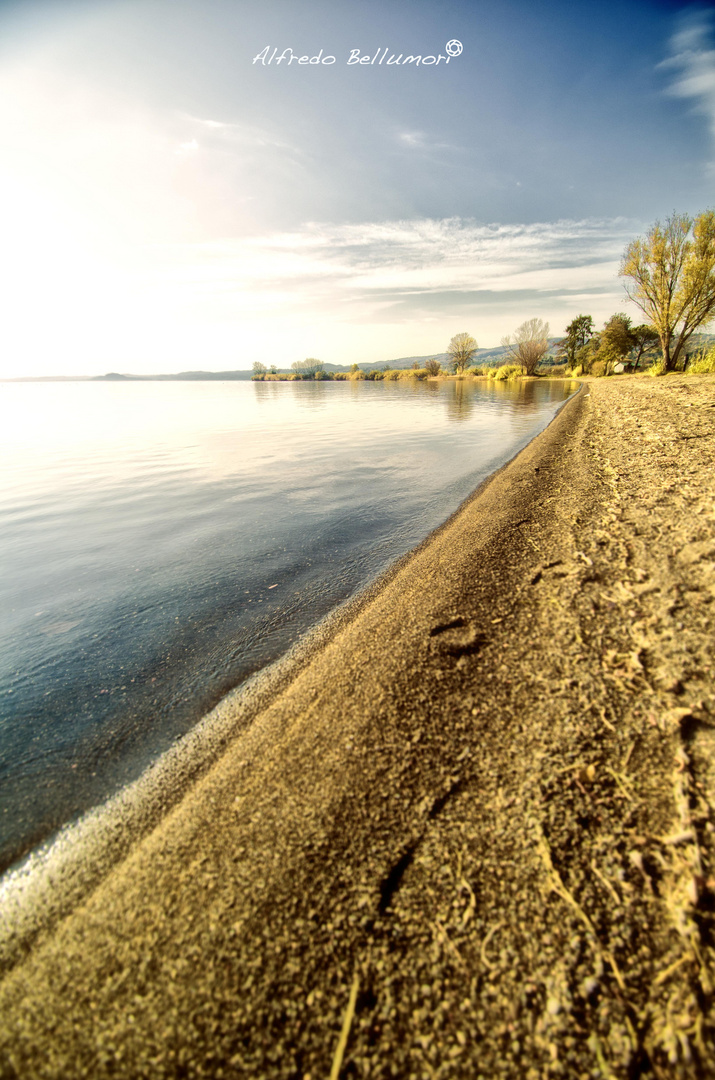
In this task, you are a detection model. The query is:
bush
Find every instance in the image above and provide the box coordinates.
[590,359,607,378]
[492,364,526,381]
[648,357,668,377]
[687,345,715,374]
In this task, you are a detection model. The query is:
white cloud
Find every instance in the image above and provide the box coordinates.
[398,131,426,148]
[159,216,634,303]
[662,10,715,147]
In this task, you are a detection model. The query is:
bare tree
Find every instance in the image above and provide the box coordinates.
[446,332,478,374]
[291,358,324,378]
[620,210,715,372]
[424,358,442,376]
[501,318,550,375]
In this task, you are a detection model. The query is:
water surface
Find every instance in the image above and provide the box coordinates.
[0,377,574,871]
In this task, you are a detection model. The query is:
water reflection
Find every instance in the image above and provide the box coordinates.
[292,380,328,409]
[0,376,576,871]
[445,379,475,422]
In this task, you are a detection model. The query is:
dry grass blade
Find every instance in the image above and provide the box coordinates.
[329,973,359,1080]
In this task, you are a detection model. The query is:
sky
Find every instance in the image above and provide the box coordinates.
[0,0,713,376]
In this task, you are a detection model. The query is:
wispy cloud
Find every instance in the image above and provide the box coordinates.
[398,131,427,148]
[148,216,635,318]
[662,9,715,152]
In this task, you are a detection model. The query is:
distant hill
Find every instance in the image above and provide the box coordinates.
[6,333,713,382]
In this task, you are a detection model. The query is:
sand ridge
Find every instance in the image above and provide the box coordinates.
[0,375,714,1078]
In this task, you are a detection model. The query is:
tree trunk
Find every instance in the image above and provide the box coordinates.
[660,331,673,372]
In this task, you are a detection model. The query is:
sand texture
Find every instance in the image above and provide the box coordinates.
[1,374,714,1079]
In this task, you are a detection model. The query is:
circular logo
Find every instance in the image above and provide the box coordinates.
[445,39,463,56]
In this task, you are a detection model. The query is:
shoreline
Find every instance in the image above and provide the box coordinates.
[0,380,577,969]
[1,375,714,1076]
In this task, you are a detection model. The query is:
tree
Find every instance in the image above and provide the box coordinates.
[501,317,550,375]
[447,332,478,374]
[629,324,660,370]
[599,313,634,364]
[556,315,594,367]
[291,358,324,378]
[252,361,267,375]
[620,210,715,372]
[424,358,442,376]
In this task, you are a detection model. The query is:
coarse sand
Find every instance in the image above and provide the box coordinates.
[1,374,714,1079]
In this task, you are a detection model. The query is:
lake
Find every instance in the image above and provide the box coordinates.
[0,376,574,873]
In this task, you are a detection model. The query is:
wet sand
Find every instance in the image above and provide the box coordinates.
[1,374,714,1078]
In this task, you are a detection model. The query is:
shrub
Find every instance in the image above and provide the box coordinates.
[349,369,366,380]
[493,364,526,381]
[687,345,715,374]
[648,357,668,377]
[424,358,442,377]
[590,359,607,378]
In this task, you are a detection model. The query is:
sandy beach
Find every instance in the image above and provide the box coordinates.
[1,374,714,1079]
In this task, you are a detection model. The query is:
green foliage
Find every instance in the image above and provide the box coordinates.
[556,315,594,366]
[648,357,668,377]
[349,363,360,373]
[620,210,715,372]
[348,369,366,380]
[599,313,633,363]
[492,364,526,381]
[424,358,442,377]
[687,344,715,373]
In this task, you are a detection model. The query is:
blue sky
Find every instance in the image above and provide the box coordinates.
[0,0,713,374]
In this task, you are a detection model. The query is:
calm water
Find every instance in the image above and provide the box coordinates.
[0,377,574,871]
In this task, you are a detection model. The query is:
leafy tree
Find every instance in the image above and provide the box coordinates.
[424,358,442,376]
[252,361,267,375]
[620,210,715,372]
[630,325,660,370]
[447,332,478,374]
[291,358,324,378]
[501,317,550,375]
[556,314,594,367]
[349,363,360,373]
[269,365,277,375]
[598,313,634,364]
